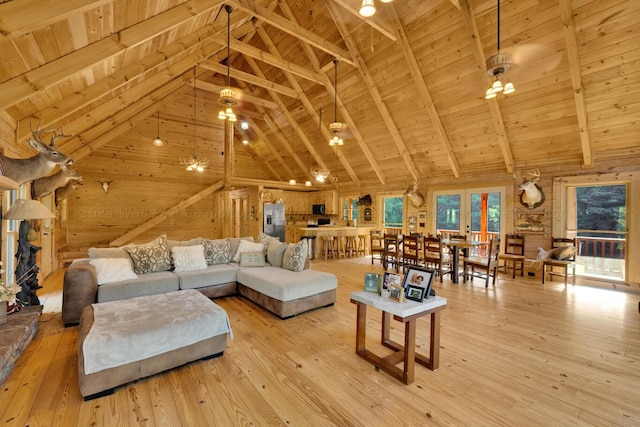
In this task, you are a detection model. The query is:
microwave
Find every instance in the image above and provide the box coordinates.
[312,204,325,215]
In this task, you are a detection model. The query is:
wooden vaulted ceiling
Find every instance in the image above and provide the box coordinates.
[0,0,639,189]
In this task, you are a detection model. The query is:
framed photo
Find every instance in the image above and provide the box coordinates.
[401,266,435,300]
[388,284,404,303]
[364,272,380,293]
[382,272,401,297]
[514,210,546,233]
[405,284,427,302]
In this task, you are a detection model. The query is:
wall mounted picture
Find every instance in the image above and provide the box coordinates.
[514,211,546,233]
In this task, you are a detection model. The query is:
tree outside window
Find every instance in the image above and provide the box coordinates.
[384,196,403,232]
[342,197,359,220]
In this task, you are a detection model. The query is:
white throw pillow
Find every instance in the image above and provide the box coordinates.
[171,245,208,272]
[89,258,138,285]
[232,240,265,263]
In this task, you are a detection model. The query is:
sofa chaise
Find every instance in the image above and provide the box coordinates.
[63,234,337,325]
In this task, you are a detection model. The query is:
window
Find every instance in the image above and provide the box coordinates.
[383,196,403,233]
[342,197,359,221]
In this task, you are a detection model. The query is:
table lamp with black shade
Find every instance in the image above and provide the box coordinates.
[4,199,56,306]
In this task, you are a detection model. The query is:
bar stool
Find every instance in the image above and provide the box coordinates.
[322,235,337,260]
[345,235,358,258]
[334,234,346,259]
[356,233,368,257]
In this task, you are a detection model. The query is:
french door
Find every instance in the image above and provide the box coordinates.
[432,187,505,245]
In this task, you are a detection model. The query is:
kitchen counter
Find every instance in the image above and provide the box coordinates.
[296,226,375,258]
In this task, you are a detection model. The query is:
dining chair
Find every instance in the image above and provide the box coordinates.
[370,231,384,265]
[401,234,420,272]
[499,234,525,278]
[463,237,501,287]
[383,233,401,273]
[422,236,453,283]
[542,237,577,285]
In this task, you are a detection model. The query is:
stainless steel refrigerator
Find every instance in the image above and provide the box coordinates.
[263,203,285,242]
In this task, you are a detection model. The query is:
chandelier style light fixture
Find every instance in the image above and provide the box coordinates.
[181,68,208,172]
[359,0,393,18]
[484,0,515,99]
[328,60,344,146]
[153,110,164,146]
[311,109,330,183]
[217,5,237,122]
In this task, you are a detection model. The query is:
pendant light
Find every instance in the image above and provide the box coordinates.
[311,108,330,182]
[359,0,393,18]
[217,5,237,121]
[328,59,344,146]
[153,111,164,146]
[485,0,515,99]
[181,67,208,172]
[288,128,296,185]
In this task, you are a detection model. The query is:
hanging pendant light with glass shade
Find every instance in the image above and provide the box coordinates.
[328,59,344,146]
[359,0,393,17]
[217,5,237,122]
[311,109,330,183]
[484,0,515,99]
[181,67,208,172]
[153,111,164,146]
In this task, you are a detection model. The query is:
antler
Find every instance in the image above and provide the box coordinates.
[29,120,46,144]
[527,169,541,183]
[50,125,73,145]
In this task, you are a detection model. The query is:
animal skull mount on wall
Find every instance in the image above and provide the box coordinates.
[404,182,425,208]
[519,169,545,210]
[97,180,112,193]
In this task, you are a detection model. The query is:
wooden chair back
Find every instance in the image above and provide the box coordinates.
[504,234,525,256]
[383,233,401,272]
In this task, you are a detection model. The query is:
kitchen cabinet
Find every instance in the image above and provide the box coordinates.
[283,191,309,214]
[309,190,337,215]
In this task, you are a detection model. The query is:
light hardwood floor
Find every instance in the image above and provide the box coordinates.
[2,258,640,426]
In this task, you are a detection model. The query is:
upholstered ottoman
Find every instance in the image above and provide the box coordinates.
[78,289,232,400]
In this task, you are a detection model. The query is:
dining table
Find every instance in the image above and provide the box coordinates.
[441,238,488,284]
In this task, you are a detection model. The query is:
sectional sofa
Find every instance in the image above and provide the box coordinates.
[62,234,337,326]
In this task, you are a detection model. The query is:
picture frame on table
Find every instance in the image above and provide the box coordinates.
[382,272,401,298]
[401,266,435,300]
[388,284,404,303]
[405,284,427,302]
[363,272,380,293]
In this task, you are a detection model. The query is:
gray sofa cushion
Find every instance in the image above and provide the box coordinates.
[175,264,240,290]
[237,266,337,302]
[97,271,179,303]
[202,238,232,265]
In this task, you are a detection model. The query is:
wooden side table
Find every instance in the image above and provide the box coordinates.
[350,291,447,384]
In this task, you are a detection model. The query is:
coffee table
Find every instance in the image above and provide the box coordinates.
[350,291,447,384]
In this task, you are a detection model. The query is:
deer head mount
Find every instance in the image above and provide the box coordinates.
[31,164,82,199]
[404,182,425,208]
[519,169,545,210]
[0,122,74,184]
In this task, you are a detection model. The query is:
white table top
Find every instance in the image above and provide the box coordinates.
[350,291,447,318]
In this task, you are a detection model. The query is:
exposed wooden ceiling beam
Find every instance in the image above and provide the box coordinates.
[458,0,514,174]
[255,24,360,184]
[209,34,324,85]
[230,177,330,190]
[200,60,299,98]
[279,1,385,185]
[228,0,356,67]
[67,73,192,160]
[0,0,225,111]
[244,117,292,180]
[329,0,397,41]
[16,21,227,143]
[326,0,420,182]
[559,0,592,167]
[110,179,226,247]
[0,0,112,41]
[388,4,461,179]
